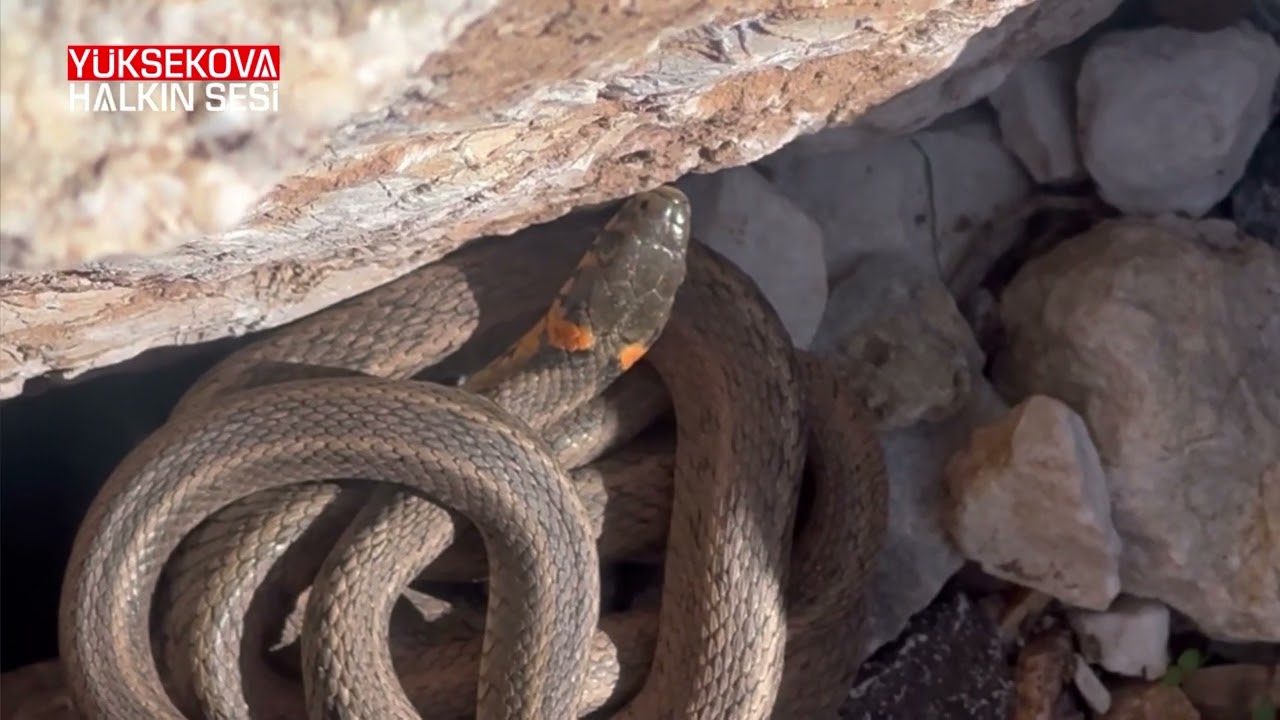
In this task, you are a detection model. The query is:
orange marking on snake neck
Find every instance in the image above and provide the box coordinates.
[545,301,595,351]
[617,342,648,371]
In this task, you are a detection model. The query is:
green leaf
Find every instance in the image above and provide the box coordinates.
[1159,648,1204,687]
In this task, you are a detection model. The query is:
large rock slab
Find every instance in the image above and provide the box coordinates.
[0,0,1123,399]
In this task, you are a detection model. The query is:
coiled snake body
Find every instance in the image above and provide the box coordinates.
[57,187,888,719]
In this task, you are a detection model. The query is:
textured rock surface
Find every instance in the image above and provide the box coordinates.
[814,252,984,429]
[1077,23,1280,216]
[0,0,1125,399]
[945,394,1123,610]
[994,216,1280,641]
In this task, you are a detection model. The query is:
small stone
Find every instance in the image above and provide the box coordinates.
[812,252,984,429]
[988,50,1087,184]
[1232,117,1280,248]
[842,593,1014,719]
[1101,683,1201,720]
[1073,655,1113,716]
[677,167,828,348]
[995,215,1280,641]
[945,394,1123,610]
[1077,24,1280,216]
[1068,596,1171,679]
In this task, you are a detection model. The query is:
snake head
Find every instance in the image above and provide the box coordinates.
[548,186,692,371]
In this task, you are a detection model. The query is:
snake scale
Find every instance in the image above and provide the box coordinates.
[57,186,889,719]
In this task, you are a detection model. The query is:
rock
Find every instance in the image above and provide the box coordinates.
[944,394,1123,610]
[1011,628,1075,720]
[1101,683,1201,720]
[994,216,1280,641]
[757,0,1125,159]
[812,252,984,429]
[988,49,1087,184]
[1232,117,1280,248]
[1068,596,1171,679]
[677,167,826,348]
[762,107,1034,300]
[0,0,1126,400]
[841,593,1014,720]
[1181,664,1280,720]
[1077,24,1280,217]
[756,136,933,281]
[911,108,1038,299]
[811,258,1006,659]
[861,373,1010,661]
[1073,655,1113,716]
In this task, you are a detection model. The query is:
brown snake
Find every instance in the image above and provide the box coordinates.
[57,186,888,719]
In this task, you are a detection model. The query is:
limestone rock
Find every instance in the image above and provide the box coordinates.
[760,107,1034,299]
[677,167,826,348]
[988,49,1087,184]
[1077,23,1280,216]
[945,394,1123,610]
[1068,596,1171,680]
[995,215,1280,641]
[0,0,1126,400]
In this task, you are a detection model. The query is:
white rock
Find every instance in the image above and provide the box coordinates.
[756,137,931,281]
[759,107,1034,299]
[677,167,827,348]
[1068,597,1171,680]
[1077,24,1280,217]
[945,394,1123,610]
[1073,654,1113,715]
[988,50,1087,184]
[995,216,1280,641]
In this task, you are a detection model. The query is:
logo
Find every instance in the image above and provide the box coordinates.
[66,45,281,113]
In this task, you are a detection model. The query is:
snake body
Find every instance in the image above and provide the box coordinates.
[57,186,888,719]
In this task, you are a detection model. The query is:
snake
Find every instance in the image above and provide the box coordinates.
[56,185,889,719]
